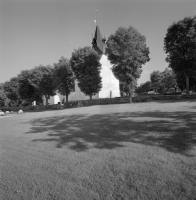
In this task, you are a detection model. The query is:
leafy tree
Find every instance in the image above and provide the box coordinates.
[18,66,56,106]
[0,83,3,91]
[33,65,56,105]
[175,72,196,92]
[164,16,196,94]
[150,68,177,94]
[161,68,176,92]
[106,26,150,102]
[54,57,75,107]
[150,71,162,93]
[18,69,38,105]
[0,90,10,108]
[3,77,20,106]
[70,46,102,100]
[136,81,152,93]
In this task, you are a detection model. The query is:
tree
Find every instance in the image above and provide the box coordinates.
[175,71,196,92]
[136,81,152,93]
[54,57,75,107]
[150,71,163,93]
[3,77,20,106]
[106,26,150,102]
[0,90,10,108]
[161,68,176,92]
[33,65,56,105]
[150,68,177,94]
[70,46,102,100]
[0,83,3,91]
[164,16,196,94]
[18,69,39,105]
[18,66,56,106]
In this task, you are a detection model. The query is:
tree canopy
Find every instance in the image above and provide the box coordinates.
[136,81,152,93]
[54,57,75,106]
[150,71,163,93]
[70,46,102,100]
[150,68,176,94]
[3,77,20,104]
[164,16,196,93]
[106,26,150,101]
[33,65,56,105]
[17,69,39,104]
[17,66,56,105]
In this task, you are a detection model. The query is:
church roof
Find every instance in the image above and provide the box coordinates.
[92,25,105,55]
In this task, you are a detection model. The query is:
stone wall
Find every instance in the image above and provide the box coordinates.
[1,94,195,112]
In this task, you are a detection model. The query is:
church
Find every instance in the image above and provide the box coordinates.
[43,25,120,105]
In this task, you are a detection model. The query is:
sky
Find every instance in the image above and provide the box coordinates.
[0,0,196,85]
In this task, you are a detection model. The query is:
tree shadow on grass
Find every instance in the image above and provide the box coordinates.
[25,110,196,156]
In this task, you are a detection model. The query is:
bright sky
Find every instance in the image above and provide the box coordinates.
[0,0,195,85]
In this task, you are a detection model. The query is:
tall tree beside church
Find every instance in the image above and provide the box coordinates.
[164,16,196,94]
[70,46,102,100]
[54,57,75,107]
[106,26,150,102]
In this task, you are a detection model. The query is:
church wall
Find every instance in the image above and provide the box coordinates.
[99,55,120,98]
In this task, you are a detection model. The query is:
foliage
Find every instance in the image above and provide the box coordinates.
[17,66,56,105]
[70,46,102,100]
[150,68,176,93]
[136,81,152,93]
[161,68,176,90]
[0,90,10,107]
[150,71,163,92]
[17,70,41,105]
[3,77,20,102]
[33,65,56,105]
[175,72,196,91]
[54,57,75,106]
[106,26,150,102]
[164,16,196,93]
[0,83,3,91]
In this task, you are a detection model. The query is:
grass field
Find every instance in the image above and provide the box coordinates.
[0,100,196,200]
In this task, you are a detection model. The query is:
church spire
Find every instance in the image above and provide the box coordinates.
[92,10,106,55]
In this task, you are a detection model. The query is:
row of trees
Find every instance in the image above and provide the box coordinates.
[137,68,176,93]
[0,47,103,107]
[137,16,196,94]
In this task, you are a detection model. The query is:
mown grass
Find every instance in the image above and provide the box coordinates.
[0,99,196,200]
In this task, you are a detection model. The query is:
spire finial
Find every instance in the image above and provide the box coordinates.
[95,10,98,25]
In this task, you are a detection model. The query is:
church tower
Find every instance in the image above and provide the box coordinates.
[92,25,120,98]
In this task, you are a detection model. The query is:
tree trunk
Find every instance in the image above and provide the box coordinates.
[90,95,92,101]
[128,84,132,103]
[185,74,189,94]
[45,95,48,105]
[66,94,69,108]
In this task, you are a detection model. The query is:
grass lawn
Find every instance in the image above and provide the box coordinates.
[0,99,196,200]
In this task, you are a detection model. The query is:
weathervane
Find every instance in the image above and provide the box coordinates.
[95,10,97,25]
